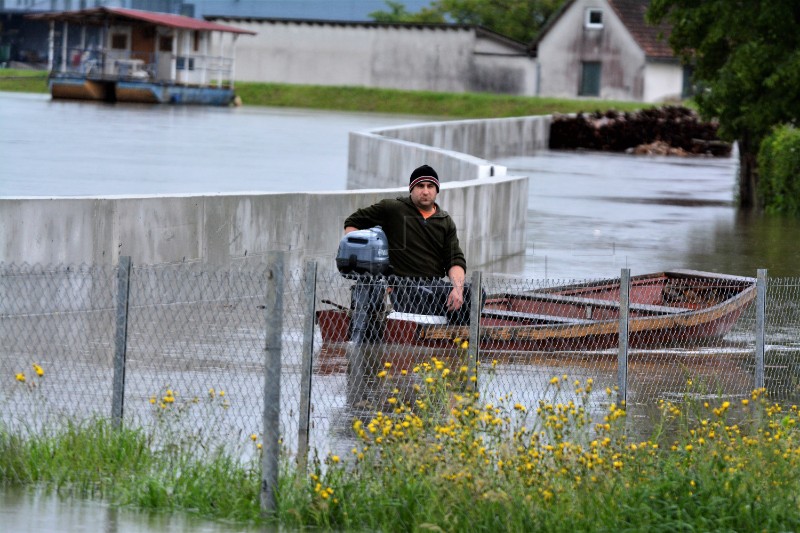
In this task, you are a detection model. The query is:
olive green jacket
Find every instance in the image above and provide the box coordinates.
[343,196,467,278]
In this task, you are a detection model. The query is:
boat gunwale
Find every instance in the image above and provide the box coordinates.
[316,270,758,345]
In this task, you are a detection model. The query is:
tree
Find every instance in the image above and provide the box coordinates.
[647,1,800,208]
[370,0,566,44]
[369,1,445,23]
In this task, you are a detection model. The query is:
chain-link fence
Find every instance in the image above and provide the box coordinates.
[2,259,799,500]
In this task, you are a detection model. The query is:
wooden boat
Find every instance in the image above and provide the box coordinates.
[316,270,757,353]
[28,7,255,106]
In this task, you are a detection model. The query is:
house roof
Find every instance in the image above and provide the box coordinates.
[608,0,673,59]
[531,0,674,60]
[27,6,256,35]
[205,16,532,55]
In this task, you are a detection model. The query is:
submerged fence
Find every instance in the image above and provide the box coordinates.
[2,257,800,507]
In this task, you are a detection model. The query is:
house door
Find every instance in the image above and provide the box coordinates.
[579,61,601,97]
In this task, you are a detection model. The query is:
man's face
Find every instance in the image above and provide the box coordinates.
[410,181,438,210]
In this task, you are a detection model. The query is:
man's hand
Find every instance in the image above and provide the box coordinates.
[446,265,466,311]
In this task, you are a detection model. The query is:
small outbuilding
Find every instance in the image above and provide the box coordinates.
[205,17,537,96]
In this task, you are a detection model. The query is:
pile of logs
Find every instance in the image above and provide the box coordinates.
[549,106,731,157]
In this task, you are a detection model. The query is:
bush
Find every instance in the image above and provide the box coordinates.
[758,124,800,216]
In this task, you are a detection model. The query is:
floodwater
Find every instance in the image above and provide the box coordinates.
[0,486,270,533]
[500,150,800,279]
[0,91,434,196]
[1,90,800,529]
[3,91,800,278]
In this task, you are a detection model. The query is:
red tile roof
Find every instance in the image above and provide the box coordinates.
[28,7,256,35]
[532,0,674,60]
[607,0,674,59]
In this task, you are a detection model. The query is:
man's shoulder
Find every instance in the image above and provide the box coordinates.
[387,196,418,211]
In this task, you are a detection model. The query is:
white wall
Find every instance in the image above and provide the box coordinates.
[643,61,683,103]
[209,19,536,95]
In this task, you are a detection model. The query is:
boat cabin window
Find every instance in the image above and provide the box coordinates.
[159,36,173,52]
[176,57,195,71]
[111,33,128,50]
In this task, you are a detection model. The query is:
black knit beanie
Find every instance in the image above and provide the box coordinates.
[409,164,440,192]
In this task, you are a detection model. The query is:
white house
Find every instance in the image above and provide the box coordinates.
[206,17,537,96]
[533,0,687,102]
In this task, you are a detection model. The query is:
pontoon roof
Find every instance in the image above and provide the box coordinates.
[28,6,256,35]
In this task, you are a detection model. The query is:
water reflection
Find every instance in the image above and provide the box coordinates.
[501,151,800,279]
[0,486,272,533]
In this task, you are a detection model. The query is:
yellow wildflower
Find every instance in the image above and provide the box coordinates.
[15,373,25,383]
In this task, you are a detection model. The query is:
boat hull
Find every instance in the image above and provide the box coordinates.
[317,270,757,353]
[50,75,236,106]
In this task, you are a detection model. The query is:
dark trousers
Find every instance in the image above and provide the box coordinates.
[390,278,482,325]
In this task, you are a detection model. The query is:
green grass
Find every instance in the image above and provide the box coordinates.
[4,360,800,531]
[0,67,648,117]
[235,81,648,118]
[0,68,48,93]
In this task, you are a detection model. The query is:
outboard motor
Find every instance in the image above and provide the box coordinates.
[335,227,390,344]
[336,226,391,276]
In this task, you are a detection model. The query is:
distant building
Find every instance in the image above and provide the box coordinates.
[207,17,536,95]
[2,0,421,66]
[533,0,688,102]
[1,1,191,65]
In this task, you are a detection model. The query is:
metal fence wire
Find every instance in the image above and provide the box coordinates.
[2,260,800,480]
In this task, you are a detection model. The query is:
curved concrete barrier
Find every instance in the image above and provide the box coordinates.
[0,114,551,274]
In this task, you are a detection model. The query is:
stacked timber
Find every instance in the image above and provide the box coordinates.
[549,106,731,157]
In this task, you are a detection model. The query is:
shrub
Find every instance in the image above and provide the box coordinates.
[758,124,800,216]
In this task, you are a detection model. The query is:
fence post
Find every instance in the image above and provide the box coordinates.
[467,270,482,392]
[297,260,317,475]
[617,268,630,406]
[111,256,131,427]
[755,269,767,390]
[261,251,285,517]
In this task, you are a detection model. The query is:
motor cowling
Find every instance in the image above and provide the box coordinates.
[336,226,390,276]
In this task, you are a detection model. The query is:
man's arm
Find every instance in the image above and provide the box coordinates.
[344,200,387,234]
[446,264,466,311]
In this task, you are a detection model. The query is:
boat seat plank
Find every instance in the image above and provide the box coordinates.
[482,309,595,325]
[518,292,687,315]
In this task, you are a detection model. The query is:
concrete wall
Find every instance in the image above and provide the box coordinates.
[0,114,551,276]
[212,19,536,95]
[347,115,552,188]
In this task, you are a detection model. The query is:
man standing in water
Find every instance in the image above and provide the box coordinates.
[343,164,476,324]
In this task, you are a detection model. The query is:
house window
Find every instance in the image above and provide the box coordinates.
[111,33,127,50]
[585,8,603,29]
[579,61,601,96]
